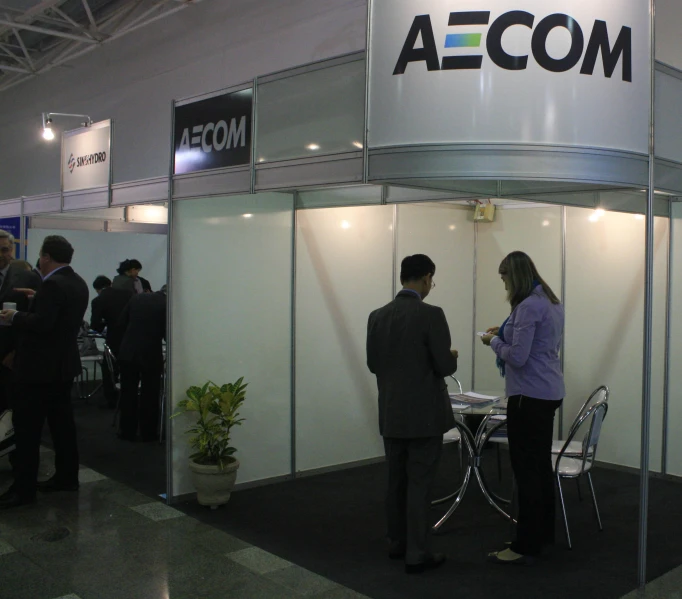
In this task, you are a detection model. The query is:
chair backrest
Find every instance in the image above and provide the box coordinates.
[558,398,608,474]
[568,385,609,438]
[449,375,463,394]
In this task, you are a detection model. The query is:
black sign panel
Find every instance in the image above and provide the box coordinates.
[173,89,253,175]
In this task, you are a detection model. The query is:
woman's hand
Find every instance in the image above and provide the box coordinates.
[486,326,499,335]
[481,333,495,346]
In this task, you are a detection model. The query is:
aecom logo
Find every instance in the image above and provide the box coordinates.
[393,11,633,82]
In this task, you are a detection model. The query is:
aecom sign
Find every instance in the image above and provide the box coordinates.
[368,0,649,153]
[393,11,632,81]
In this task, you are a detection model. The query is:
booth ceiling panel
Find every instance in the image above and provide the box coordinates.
[0,0,201,93]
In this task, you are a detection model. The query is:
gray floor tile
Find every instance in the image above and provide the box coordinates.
[159,514,216,536]
[0,551,72,599]
[76,468,108,484]
[0,537,16,555]
[130,501,185,521]
[310,588,374,599]
[227,546,292,574]
[52,595,83,599]
[266,565,340,596]
[193,527,252,554]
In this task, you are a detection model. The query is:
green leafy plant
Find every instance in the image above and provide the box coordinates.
[172,378,247,469]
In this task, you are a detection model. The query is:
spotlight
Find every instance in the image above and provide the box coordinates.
[42,116,54,140]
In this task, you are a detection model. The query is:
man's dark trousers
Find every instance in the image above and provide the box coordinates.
[118,361,161,440]
[11,381,79,498]
[383,436,443,565]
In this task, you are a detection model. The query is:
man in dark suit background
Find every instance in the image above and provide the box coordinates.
[0,235,89,508]
[90,275,133,408]
[117,285,166,442]
[0,230,42,414]
[367,254,458,574]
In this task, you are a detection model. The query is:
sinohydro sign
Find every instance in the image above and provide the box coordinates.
[67,151,107,173]
[174,88,253,175]
[368,0,650,154]
[61,119,112,192]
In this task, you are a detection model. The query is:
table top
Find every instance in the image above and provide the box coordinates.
[450,391,508,415]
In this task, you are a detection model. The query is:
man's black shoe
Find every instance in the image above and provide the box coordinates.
[405,553,446,574]
[37,476,79,492]
[0,489,35,509]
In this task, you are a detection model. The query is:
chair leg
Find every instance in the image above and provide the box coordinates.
[556,475,572,549]
[586,472,603,531]
[496,444,502,483]
[576,478,583,502]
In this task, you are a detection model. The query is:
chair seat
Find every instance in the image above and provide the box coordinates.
[551,440,585,456]
[443,429,461,444]
[553,455,593,476]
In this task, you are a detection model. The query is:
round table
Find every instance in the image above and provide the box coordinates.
[432,395,516,531]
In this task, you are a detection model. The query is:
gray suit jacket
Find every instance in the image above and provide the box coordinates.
[367,290,457,439]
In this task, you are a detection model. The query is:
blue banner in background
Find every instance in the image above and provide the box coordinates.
[0,217,24,260]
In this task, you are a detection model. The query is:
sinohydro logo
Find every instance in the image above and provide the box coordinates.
[67,151,107,173]
[393,11,633,82]
[178,116,247,153]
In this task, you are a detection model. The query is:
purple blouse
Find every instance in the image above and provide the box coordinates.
[490,287,565,401]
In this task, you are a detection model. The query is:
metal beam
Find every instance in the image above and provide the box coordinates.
[0,18,99,44]
[49,6,98,40]
[80,0,97,31]
[0,42,26,66]
[0,63,29,73]
[6,14,34,69]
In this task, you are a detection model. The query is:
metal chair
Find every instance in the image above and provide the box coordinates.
[552,385,609,457]
[553,398,609,549]
[102,344,122,428]
[442,375,464,479]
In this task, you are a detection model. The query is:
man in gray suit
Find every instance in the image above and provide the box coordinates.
[367,254,458,574]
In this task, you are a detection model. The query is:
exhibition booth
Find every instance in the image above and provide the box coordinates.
[0,0,679,588]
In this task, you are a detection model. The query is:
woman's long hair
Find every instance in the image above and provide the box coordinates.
[499,251,560,310]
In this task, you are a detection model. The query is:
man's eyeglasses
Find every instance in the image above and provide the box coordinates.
[0,247,11,254]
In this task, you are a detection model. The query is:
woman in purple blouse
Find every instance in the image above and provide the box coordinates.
[481,251,565,566]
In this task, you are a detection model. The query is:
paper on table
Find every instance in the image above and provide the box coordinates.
[449,392,501,405]
[463,392,499,400]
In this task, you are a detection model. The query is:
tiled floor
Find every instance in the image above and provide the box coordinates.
[0,451,370,599]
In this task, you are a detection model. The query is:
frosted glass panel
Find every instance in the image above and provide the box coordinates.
[257,60,365,162]
[395,204,474,390]
[296,205,392,472]
[474,207,563,397]
[171,193,293,495]
[564,208,667,470]
[667,202,682,476]
[27,228,167,322]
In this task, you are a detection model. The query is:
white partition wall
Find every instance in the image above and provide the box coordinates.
[564,209,668,470]
[27,228,167,321]
[295,205,393,473]
[667,202,682,476]
[171,193,294,495]
[474,206,563,395]
[395,203,474,390]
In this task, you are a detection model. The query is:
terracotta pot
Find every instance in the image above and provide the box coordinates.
[188,458,240,508]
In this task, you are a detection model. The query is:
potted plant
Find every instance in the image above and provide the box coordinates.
[172,378,247,508]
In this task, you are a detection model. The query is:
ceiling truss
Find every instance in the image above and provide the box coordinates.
[0,0,200,93]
